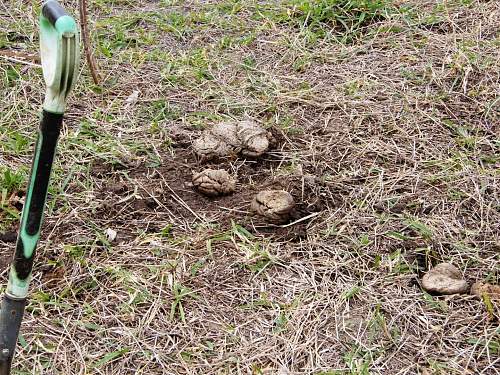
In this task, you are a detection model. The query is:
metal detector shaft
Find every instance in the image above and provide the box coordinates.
[0,112,63,373]
[0,1,79,373]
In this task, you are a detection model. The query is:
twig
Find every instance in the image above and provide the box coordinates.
[78,0,100,85]
[280,211,321,228]
[0,52,41,68]
[0,50,40,63]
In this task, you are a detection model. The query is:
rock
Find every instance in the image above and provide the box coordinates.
[237,120,269,157]
[192,169,236,197]
[421,263,469,295]
[105,228,117,242]
[470,282,500,299]
[251,190,295,224]
[193,120,270,160]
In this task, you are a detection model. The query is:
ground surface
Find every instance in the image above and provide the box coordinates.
[0,0,499,374]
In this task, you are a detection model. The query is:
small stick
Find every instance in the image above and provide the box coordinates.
[78,0,100,85]
[280,211,321,228]
[0,53,41,68]
[0,50,40,63]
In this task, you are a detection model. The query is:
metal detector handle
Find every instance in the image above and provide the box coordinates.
[0,296,26,374]
[23,112,63,239]
[42,0,70,26]
[0,111,63,375]
[40,0,79,114]
[0,2,78,373]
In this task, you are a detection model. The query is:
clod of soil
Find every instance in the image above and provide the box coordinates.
[237,120,270,157]
[192,169,236,197]
[8,190,25,210]
[251,190,295,224]
[421,263,469,295]
[211,122,241,147]
[470,282,500,299]
[192,124,238,160]
[193,120,270,160]
[0,230,17,243]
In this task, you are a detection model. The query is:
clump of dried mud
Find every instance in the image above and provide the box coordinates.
[192,169,236,197]
[251,190,295,224]
[193,120,271,160]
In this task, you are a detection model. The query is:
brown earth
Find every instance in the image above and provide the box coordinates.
[0,0,498,374]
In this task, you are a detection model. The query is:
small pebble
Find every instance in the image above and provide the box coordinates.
[105,228,117,242]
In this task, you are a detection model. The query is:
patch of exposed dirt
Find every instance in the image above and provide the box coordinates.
[81,137,324,226]
[0,252,11,274]
[0,228,16,273]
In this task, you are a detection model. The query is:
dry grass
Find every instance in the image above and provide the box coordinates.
[0,0,499,374]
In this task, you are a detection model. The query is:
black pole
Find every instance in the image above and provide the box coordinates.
[0,111,63,374]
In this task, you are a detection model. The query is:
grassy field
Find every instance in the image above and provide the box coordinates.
[0,0,499,374]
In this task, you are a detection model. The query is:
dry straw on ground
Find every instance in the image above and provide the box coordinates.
[0,0,499,374]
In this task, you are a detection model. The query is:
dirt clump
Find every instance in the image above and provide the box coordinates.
[237,120,270,157]
[193,121,271,160]
[470,282,500,299]
[0,229,17,243]
[192,169,236,197]
[195,121,241,159]
[421,263,469,295]
[251,190,295,224]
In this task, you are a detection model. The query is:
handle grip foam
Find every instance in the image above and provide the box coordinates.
[42,1,69,27]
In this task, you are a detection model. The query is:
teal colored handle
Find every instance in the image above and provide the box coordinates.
[0,111,63,374]
[7,111,63,298]
[40,1,79,113]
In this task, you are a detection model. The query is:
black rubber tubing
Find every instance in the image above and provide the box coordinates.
[42,1,69,26]
[0,296,26,375]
